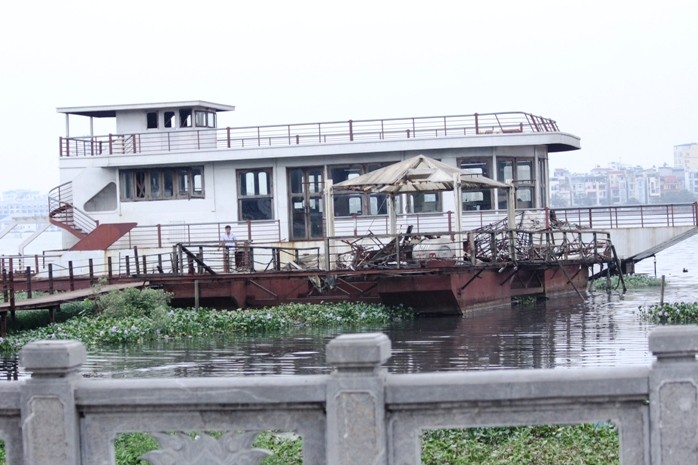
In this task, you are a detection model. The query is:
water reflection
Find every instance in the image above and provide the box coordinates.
[71,289,658,379]
[8,235,698,380]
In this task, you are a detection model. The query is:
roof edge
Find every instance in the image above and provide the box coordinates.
[57,101,236,117]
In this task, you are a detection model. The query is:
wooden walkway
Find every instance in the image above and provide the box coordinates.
[0,281,149,312]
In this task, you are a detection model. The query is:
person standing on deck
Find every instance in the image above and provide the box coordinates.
[219,225,236,272]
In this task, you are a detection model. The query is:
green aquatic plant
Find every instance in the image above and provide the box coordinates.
[637,301,698,324]
[593,274,662,291]
[0,295,413,354]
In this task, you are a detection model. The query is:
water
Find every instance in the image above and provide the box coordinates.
[5,235,698,380]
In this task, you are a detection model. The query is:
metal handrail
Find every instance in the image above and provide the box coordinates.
[59,111,560,157]
[47,182,98,235]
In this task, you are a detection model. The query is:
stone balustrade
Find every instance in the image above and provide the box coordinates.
[0,327,696,464]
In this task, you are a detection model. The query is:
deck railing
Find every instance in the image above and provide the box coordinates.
[3,327,697,464]
[58,111,559,157]
[47,182,98,235]
[553,202,698,228]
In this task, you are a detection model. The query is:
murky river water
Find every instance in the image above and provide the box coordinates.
[5,235,698,380]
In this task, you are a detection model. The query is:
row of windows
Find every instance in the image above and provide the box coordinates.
[118,158,540,218]
[146,109,217,130]
[459,158,538,210]
[120,167,204,201]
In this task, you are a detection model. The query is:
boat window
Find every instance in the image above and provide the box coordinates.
[146,112,158,130]
[287,167,325,240]
[195,110,217,128]
[119,166,205,201]
[178,169,189,195]
[150,172,161,198]
[179,109,192,128]
[164,111,175,128]
[192,168,204,196]
[459,158,493,211]
[135,171,147,198]
[238,168,273,220]
[329,163,391,217]
[409,192,441,213]
[497,157,536,210]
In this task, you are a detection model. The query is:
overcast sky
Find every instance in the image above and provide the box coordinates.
[1,0,697,193]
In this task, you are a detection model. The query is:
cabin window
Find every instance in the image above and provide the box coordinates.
[146,112,158,129]
[179,109,192,128]
[458,158,493,211]
[408,193,441,213]
[288,167,324,240]
[120,166,204,201]
[164,111,175,128]
[329,163,390,216]
[237,168,273,220]
[195,110,216,128]
[497,158,535,209]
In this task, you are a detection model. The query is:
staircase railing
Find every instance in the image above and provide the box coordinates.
[48,182,98,236]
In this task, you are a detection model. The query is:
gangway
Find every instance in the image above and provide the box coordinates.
[0,281,149,336]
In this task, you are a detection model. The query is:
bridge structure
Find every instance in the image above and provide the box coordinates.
[1,326,697,464]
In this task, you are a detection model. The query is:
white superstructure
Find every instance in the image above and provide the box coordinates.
[53,101,580,250]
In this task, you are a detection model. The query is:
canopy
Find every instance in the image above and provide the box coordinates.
[334,155,509,193]
[326,155,515,245]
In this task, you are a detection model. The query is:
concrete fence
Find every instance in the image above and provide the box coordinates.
[1,327,698,464]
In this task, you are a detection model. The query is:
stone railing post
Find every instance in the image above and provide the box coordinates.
[649,326,698,465]
[325,333,391,465]
[20,340,86,465]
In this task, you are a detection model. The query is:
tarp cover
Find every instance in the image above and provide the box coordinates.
[333,155,508,194]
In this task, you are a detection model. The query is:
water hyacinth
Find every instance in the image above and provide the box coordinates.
[0,288,413,354]
[593,274,663,291]
[637,301,698,324]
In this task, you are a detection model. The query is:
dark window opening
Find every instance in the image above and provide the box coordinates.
[146,112,158,129]
[179,109,192,128]
[164,111,175,128]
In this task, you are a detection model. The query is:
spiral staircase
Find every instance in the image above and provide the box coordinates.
[48,182,136,251]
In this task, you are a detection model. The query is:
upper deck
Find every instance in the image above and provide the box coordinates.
[58,109,580,160]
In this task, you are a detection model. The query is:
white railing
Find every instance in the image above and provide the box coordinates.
[59,111,560,157]
[4,327,697,464]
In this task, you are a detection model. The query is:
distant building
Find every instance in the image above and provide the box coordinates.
[674,143,698,170]
[0,190,48,219]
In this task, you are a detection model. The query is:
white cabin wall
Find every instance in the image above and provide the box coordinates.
[116,110,146,134]
[211,162,237,220]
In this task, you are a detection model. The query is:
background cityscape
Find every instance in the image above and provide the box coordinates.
[551,143,698,207]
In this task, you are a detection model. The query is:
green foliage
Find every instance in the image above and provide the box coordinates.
[638,301,698,324]
[0,295,413,354]
[112,431,301,465]
[4,303,88,334]
[95,287,172,318]
[421,424,619,465]
[593,274,662,291]
[106,425,618,465]
[512,296,538,306]
[255,432,303,465]
[114,433,159,465]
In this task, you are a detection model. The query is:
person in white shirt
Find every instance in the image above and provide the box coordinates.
[219,225,236,272]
